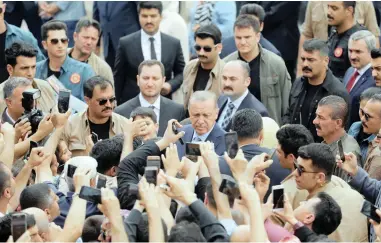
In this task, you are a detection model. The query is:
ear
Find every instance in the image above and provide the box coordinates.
[84,96,90,105]
[317,172,327,185]
[336,119,343,129]
[303,213,315,225]
[216,43,223,53]
[204,192,208,205]
[154,123,159,132]
[110,166,117,177]
[73,32,78,42]
[245,77,251,87]
[255,31,261,44]
[42,40,48,51]
[162,76,166,83]
[5,98,12,107]
[6,64,13,77]
[258,129,264,142]
[136,75,140,86]
[44,208,52,221]
[4,187,11,199]
[260,22,264,32]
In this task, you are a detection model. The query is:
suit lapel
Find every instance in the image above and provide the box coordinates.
[351,68,372,95]
[206,125,223,146]
[135,31,144,63]
[217,96,228,118]
[131,96,141,110]
[158,97,171,134]
[160,33,168,64]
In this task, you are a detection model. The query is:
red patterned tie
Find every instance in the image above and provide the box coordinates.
[346,71,359,92]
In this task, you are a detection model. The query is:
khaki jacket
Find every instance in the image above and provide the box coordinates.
[63,110,128,157]
[182,57,225,109]
[224,45,291,124]
[303,1,380,40]
[364,140,381,180]
[0,78,56,115]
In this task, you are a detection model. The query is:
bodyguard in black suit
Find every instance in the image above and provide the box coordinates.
[114,60,185,137]
[217,60,269,132]
[114,2,185,105]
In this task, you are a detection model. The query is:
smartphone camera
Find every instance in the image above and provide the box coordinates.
[172,122,184,145]
[185,143,201,162]
[146,156,161,171]
[58,90,71,113]
[219,176,241,199]
[67,164,77,178]
[272,185,285,211]
[97,175,107,189]
[225,132,238,158]
[361,200,381,223]
[145,166,158,185]
[79,186,102,205]
[12,213,27,242]
[126,183,141,200]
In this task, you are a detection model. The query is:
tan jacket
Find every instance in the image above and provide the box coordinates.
[63,110,128,157]
[224,45,292,124]
[182,57,225,109]
[303,1,380,40]
[0,78,56,115]
[364,140,381,180]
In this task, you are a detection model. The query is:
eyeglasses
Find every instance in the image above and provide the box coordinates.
[194,44,217,52]
[98,97,116,106]
[50,38,69,45]
[360,108,373,121]
[293,161,320,176]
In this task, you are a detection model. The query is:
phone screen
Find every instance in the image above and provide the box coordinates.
[58,90,71,113]
[67,164,77,178]
[338,140,345,161]
[144,167,158,185]
[361,200,381,223]
[97,176,107,189]
[273,187,284,209]
[12,213,27,242]
[219,178,241,199]
[185,143,201,156]
[79,186,102,204]
[225,132,239,158]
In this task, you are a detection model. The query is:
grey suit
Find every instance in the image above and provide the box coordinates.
[1,108,15,125]
[114,95,186,137]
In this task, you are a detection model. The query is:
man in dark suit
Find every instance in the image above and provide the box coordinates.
[177,91,226,159]
[93,1,140,69]
[220,3,281,59]
[217,60,269,132]
[114,60,185,137]
[114,2,185,104]
[344,30,376,124]
[219,108,289,201]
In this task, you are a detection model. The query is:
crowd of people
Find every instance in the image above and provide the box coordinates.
[2,0,381,242]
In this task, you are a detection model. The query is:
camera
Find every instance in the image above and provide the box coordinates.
[18,89,44,134]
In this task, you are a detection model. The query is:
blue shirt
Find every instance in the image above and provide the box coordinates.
[35,56,95,101]
[53,2,86,21]
[5,23,45,62]
[348,121,375,165]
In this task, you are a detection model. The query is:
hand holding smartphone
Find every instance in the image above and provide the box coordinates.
[147,156,161,171]
[67,164,77,178]
[272,185,284,211]
[361,200,381,223]
[79,186,102,204]
[172,121,184,145]
[97,175,107,189]
[58,90,71,113]
[12,213,27,242]
[338,140,345,162]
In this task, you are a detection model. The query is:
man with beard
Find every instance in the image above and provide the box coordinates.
[282,39,349,142]
[183,24,225,110]
[216,60,268,132]
[62,75,129,157]
[326,1,366,80]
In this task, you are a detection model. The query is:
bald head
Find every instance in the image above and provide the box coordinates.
[230,225,251,242]
[22,208,49,233]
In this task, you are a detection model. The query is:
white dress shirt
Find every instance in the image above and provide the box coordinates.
[141,29,162,61]
[217,89,249,126]
[139,93,161,123]
[351,63,372,89]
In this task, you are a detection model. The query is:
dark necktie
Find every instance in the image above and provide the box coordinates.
[149,37,157,60]
[221,102,235,130]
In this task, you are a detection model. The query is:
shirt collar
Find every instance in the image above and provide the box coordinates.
[356,63,372,76]
[138,93,161,110]
[47,55,70,73]
[192,124,215,142]
[227,89,249,108]
[5,108,15,124]
[141,29,161,42]
[5,22,15,36]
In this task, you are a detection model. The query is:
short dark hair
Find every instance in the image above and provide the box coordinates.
[343,1,356,15]
[234,14,260,33]
[131,107,158,124]
[75,17,101,35]
[303,38,329,56]
[168,221,206,242]
[82,215,105,242]
[318,95,348,128]
[0,162,11,197]
[360,87,381,101]
[90,135,123,174]
[231,109,263,139]
[276,125,314,158]
[4,42,38,67]
[19,183,53,210]
[371,48,381,59]
[138,1,163,15]
[205,180,235,209]
[311,192,342,235]
[41,20,68,40]
[138,60,165,77]
[137,213,168,242]
[194,24,222,44]
[175,207,199,225]
[239,3,266,23]
[298,143,335,181]
[83,75,113,98]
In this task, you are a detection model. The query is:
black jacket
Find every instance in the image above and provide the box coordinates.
[294,225,336,242]
[219,144,289,201]
[282,69,350,142]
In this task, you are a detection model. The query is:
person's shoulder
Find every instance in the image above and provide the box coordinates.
[262,47,285,64]
[223,51,239,62]
[34,78,55,93]
[162,96,183,109]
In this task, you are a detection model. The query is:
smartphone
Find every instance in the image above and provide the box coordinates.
[147,156,161,171]
[266,149,277,162]
[25,140,38,159]
[126,184,141,200]
[361,200,381,223]
[97,175,107,189]
[338,140,345,162]
[172,122,184,145]
[272,185,285,211]
[12,213,27,242]
[185,143,201,156]
[79,186,102,204]
[219,177,241,199]
[145,166,158,185]
[58,90,71,113]
[67,164,77,178]
[225,132,239,158]
[91,132,99,144]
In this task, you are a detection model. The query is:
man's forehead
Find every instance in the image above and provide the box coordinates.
[47,30,67,39]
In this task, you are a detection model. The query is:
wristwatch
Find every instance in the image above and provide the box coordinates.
[292,221,304,231]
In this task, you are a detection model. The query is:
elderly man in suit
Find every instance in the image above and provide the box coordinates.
[114,60,185,137]
[217,60,268,132]
[177,91,226,159]
[344,30,376,125]
[114,1,185,104]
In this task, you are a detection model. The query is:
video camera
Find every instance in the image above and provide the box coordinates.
[16,89,44,134]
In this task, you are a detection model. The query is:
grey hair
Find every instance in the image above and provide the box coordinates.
[318,95,348,128]
[188,91,217,109]
[349,30,377,52]
[64,156,98,192]
[225,60,251,78]
[3,77,32,99]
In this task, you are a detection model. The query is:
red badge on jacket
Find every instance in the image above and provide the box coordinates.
[334,47,343,57]
[70,73,81,84]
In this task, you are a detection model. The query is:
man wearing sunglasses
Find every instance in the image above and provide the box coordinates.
[62,76,129,157]
[35,20,95,101]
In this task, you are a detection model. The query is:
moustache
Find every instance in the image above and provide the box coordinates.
[351,59,359,63]
[362,122,368,128]
[145,23,153,26]
[102,107,113,112]
[327,15,334,20]
[315,124,321,130]
[198,55,207,59]
[223,87,233,91]
[302,66,312,72]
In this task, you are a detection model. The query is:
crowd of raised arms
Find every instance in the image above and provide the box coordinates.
[3,1,381,242]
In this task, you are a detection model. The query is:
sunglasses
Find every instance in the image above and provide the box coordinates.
[50,38,69,45]
[360,108,373,121]
[293,161,320,176]
[194,44,217,52]
[98,97,116,106]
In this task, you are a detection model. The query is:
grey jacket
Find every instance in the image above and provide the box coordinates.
[223,45,291,124]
